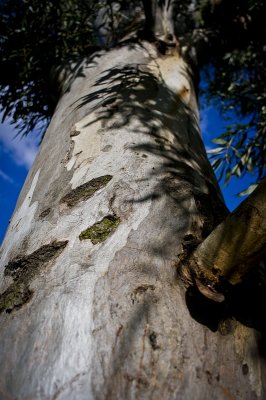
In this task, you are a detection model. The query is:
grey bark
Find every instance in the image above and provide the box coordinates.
[0,41,265,400]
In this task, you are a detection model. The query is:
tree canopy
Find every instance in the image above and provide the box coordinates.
[199,0,266,193]
[0,0,265,189]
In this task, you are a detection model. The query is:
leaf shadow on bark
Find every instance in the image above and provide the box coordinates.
[73,44,227,243]
[72,45,266,372]
[51,50,104,104]
[186,261,266,358]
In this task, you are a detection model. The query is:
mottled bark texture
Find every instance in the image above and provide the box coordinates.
[0,40,266,400]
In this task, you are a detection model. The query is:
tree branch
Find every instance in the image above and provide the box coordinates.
[142,0,177,44]
[191,178,266,302]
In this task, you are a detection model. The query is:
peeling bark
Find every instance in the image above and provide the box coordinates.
[0,241,68,314]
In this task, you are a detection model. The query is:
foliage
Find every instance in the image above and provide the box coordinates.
[0,0,265,189]
[0,0,97,135]
[208,120,265,194]
[198,0,266,191]
[0,0,141,135]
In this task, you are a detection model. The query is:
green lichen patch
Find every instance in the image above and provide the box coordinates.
[0,240,68,314]
[0,284,33,314]
[61,175,113,207]
[79,215,120,244]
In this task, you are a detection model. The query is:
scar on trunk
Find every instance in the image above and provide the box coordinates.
[0,240,68,314]
[61,175,112,207]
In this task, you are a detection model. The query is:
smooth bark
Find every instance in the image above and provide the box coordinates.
[0,41,265,400]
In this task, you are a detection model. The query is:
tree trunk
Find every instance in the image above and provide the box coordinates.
[0,42,265,399]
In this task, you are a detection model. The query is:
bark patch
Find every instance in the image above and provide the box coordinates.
[149,331,160,350]
[61,175,112,207]
[79,215,120,244]
[218,319,234,336]
[132,285,156,296]
[0,240,68,314]
[39,208,51,218]
[130,285,157,305]
[242,363,249,376]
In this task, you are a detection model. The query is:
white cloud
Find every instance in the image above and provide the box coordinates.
[0,169,14,184]
[0,120,40,170]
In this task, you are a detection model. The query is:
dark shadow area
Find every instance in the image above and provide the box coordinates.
[186,261,266,355]
[186,285,229,332]
[52,50,104,101]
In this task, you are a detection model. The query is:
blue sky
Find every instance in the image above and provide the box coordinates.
[0,120,40,243]
[200,104,254,208]
[0,106,253,244]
